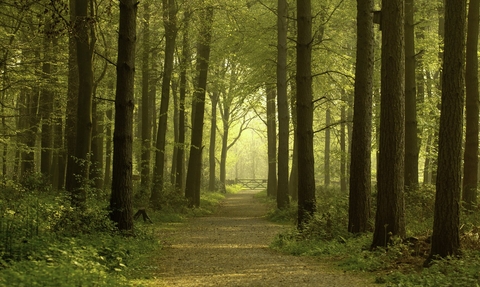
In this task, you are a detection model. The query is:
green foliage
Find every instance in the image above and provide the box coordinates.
[404,184,435,236]
[225,184,243,194]
[187,191,225,217]
[266,204,297,224]
[386,252,480,287]
[270,185,480,286]
[0,173,160,286]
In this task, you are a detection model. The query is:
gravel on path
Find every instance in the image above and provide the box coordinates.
[150,190,378,287]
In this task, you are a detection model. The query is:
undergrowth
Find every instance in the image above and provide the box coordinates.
[0,173,229,286]
[269,184,480,286]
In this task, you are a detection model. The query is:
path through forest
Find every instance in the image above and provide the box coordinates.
[147,190,378,286]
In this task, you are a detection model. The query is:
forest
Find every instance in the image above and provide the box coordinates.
[0,0,479,285]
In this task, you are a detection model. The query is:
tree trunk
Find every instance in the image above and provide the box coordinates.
[151,0,178,209]
[171,80,179,186]
[208,91,219,191]
[220,106,230,185]
[277,0,289,209]
[104,103,113,190]
[462,0,479,211]
[141,3,152,192]
[185,6,214,208]
[67,0,95,208]
[20,89,38,176]
[324,109,331,190]
[348,0,374,234]
[404,0,418,190]
[175,9,191,193]
[40,20,54,179]
[415,25,426,186]
[110,0,137,232]
[266,84,277,198]
[91,99,104,191]
[296,0,315,228]
[427,0,466,262]
[340,93,347,193]
[65,0,78,195]
[289,76,298,201]
[371,0,406,248]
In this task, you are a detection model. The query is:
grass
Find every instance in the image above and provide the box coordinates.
[267,185,480,286]
[0,175,232,287]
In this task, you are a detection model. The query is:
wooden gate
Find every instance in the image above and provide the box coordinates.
[234,178,267,190]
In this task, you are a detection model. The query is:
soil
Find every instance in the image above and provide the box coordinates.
[148,190,379,287]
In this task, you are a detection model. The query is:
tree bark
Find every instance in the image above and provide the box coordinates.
[208,91,219,191]
[404,0,418,189]
[67,0,95,208]
[277,0,290,209]
[324,109,331,190]
[175,9,191,193]
[266,84,277,198]
[340,92,347,193]
[371,0,406,248]
[65,0,78,194]
[110,0,137,232]
[185,6,214,208]
[296,0,315,228]
[141,3,152,192]
[151,0,178,209]
[289,76,298,201]
[348,0,374,234]
[427,0,466,262]
[40,20,54,179]
[462,0,479,211]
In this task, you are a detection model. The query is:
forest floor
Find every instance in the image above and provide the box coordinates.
[136,190,381,287]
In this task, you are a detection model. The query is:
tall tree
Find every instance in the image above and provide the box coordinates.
[174,9,191,192]
[296,0,315,228]
[404,0,418,189]
[277,0,289,209]
[65,0,79,192]
[340,92,347,193]
[151,0,178,209]
[371,0,406,248]
[208,91,219,191]
[140,3,152,192]
[348,0,374,234]
[266,84,277,198]
[289,77,298,201]
[426,0,466,262]
[110,0,137,232]
[185,6,214,208]
[67,0,95,208]
[40,19,54,179]
[324,109,331,190]
[462,0,479,211]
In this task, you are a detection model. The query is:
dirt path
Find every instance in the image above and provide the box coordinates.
[150,190,377,287]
